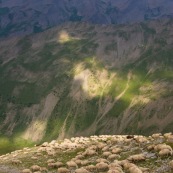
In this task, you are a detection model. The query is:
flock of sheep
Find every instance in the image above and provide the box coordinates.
[0,133,173,173]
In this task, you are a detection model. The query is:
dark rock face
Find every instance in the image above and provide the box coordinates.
[0,0,173,37]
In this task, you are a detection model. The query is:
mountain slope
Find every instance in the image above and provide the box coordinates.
[0,18,173,153]
[0,0,173,37]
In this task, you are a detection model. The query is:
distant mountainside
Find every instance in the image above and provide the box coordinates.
[0,18,173,151]
[0,0,173,37]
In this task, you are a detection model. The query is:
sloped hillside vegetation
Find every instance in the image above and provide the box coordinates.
[0,18,173,153]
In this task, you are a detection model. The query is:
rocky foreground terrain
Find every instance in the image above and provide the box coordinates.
[0,133,173,173]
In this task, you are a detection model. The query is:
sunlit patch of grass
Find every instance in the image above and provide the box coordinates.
[0,136,34,155]
[58,31,75,44]
[84,57,104,71]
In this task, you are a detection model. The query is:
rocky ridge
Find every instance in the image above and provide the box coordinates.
[0,133,173,173]
[0,0,173,37]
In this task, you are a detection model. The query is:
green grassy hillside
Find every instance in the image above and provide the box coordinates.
[0,19,173,154]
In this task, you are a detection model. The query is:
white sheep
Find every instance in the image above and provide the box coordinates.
[21,169,32,173]
[75,154,84,160]
[75,159,82,166]
[152,133,162,139]
[84,149,97,156]
[96,158,108,163]
[108,165,123,173]
[97,143,106,149]
[112,148,122,154]
[57,167,70,173]
[107,170,122,173]
[30,165,41,171]
[109,162,122,169]
[102,146,109,152]
[158,148,172,157]
[147,144,155,151]
[167,135,173,143]
[41,167,48,172]
[12,159,22,165]
[54,161,64,168]
[164,132,172,138]
[81,160,89,166]
[108,154,120,160]
[127,154,145,162]
[154,144,172,152]
[135,136,148,144]
[41,142,49,147]
[85,165,97,172]
[169,160,173,169]
[75,167,89,173]
[96,162,109,172]
[123,161,136,170]
[31,156,38,160]
[66,161,78,168]
[139,167,150,172]
[129,166,142,173]
[102,151,112,157]
[48,161,63,168]
[47,159,55,163]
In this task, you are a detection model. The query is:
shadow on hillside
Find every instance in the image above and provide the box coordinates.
[0,22,173,154]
